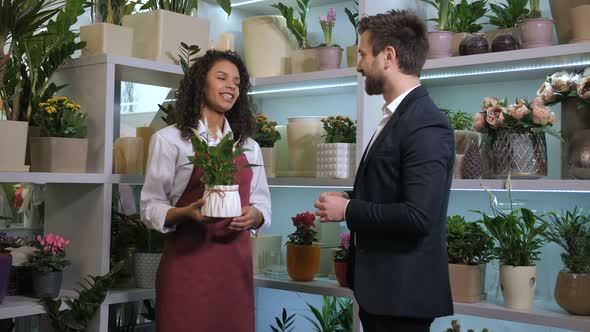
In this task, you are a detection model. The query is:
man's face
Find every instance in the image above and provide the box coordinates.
[356,31,386,96]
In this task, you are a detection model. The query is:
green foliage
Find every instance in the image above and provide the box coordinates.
[253,114,281,148]
[446,319,490,332]
[40,261,126,332]
[542,208,590,274]
[36,96,88,138]
[270,308,295,332]
[486,0,529,29]
[344,0,358,44]
[113,210,165,254]
[523,0,542,19]
[448,0,487,33]
[447,215,494,265]
[321,116,356,143]
[303,297,353,332]
[271,0,311,49]
[100,0,140,25]
[422,0,453,31]
[29,251,70,273]
[141,0,231,16]
[440,108,473,130]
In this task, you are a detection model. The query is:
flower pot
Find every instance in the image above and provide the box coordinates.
[26,126,40,167]
[243,16,294,77]
[290,48,319,73]
[500,265,536,310]
[346,44,358,68]
[317,47,343,71]
[448,263,486,303]
[427,31,454,59]
[0,254,12,304]
[485,28,521,47]
[287,116,325,177]
[32,270,63,299]
[561,98,590,178]
[549,0,590,44]
[113,137,144,175]
[80,23,133,57]
[122,9,209,65]
[335,261,348,287]
[452,32,471,56]
[316,143,356,179]
[570,5,590,43]
[260,146,276,178]
[554,271,590,315]
[30,137,88,173]
[286,243,320,281]
[0,120,29,172]
[454,154,464,179]
[133,252,162,289]
[492,128,547,179]
[201,184,241,218]
[521,18,554,49]
[454,130,480,155]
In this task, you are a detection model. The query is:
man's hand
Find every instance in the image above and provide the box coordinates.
[314,192,349,223]
[229,206,263,231]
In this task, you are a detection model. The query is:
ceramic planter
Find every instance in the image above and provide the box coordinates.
[346,44,358,68]
[243,16,294,77]
[32,270,63,299]
[201,184,241,218]
[80,23,133,57]
[133,252,162,289]
[30,137,88,173]
[554,271,590,315]
[287,116,325,177]
[427,31,454,59]
[0,120,28,172]
[317,47,343,71]
[316,143,356,179]
[521,18,554,49]
[260,146,276,178]
[500,265,536,310]
[290,48,319,73]
[113,137,144,175]
[122,10,209,65]
[286,243,320,281]
[335,261,348,287]
[448,263,486,303]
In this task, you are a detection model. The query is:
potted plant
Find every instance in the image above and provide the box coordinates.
[441,108,478,178]
[520,0,553,48]
[28,233,71,299]
[303,296,353,332]
[80,0,139,57]
[446,215,494,302]
[122,0,231,64]
[253,114,281,178]
[449,0,488,56]
[270,307,296,332]
[316,116,357,179]
[485,0,529,48]
[272,0,318,73]
[30,96,89,173]
[475,183,547,310]
[317,8,342,71]
[344,0,359,68]
[286,211,319,281]
[473,96,560,178]
[133,217,165,289]
[542,208,590,315]
[333,232,350,287]
[422,0,455,59]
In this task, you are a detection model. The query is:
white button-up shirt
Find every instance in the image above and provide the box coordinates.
[140,119,271,234]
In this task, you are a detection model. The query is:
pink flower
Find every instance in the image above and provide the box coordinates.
[530,97,545,110]
[578,76,590,100]
[486,105,506,128]
[509,104,530,121]
[532,106,551,125]
[537,82,556,104]
[482,97,498,111]
[473,112,485,132]
[549,112,557,125]
[340,233,350,249]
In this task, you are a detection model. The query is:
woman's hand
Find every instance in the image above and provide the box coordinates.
[229,206,263,231]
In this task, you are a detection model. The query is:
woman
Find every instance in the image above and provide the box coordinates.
[140,50,271,332]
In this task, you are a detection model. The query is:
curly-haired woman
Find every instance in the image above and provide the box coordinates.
[140,50,271,332]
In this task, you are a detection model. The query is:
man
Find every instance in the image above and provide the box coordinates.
[314,10,454,332]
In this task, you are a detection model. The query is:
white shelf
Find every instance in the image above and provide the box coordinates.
[0,292,74,320]
[110,174,145,185]
[106,288,155,305]
[268,177,354,188]
[452,179,590,193]
[255,275,353,298]
[0,172,106,184]
[251,67,357,87]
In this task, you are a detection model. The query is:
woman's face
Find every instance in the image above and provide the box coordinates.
[204,59,241,113]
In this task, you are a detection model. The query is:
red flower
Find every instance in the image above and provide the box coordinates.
[291,211,316,228]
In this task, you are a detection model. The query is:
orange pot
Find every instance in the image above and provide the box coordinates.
[286,243,320,281]
[335,261,349,287]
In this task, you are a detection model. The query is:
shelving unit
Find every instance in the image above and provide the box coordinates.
[0,172,106,184]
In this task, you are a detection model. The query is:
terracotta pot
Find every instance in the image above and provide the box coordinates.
[346,44,358,68]
[452,32,471,56]
[427,31,454,59]
[500,265,536,310]
[30,137,88,173]
[554,271,590,315]
[286,243,320,281]
[448,263,486,303]
[549,0,590,44]
[335,261,348,287]
[317,47,343,71]
[521,18,554,49]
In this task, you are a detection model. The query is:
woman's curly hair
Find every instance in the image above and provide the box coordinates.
[175,49,256,146]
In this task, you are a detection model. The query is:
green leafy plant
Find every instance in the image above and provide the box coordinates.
[344,0,358,44]
[270,307,296,332]
[36,96,88,138]
[140,0,231,16]
[303,296,353,332]
[100,0,141,25]
[446,319,490,332]
[449,0,487,33]
[523,0,542,19]
[486,0,529,29]
[287,211,317,245]
[440,108,474,131]
[40,261,126,332]
[253,114,281,148]
[447,215,494,265]
[271,0,311,49]
[542,208,590,274]
[422,0,453,31]
[321,116,356,143]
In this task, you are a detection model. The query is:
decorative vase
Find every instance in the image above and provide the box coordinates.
[133,252,162,289]
[286,243,320,281]
[500,265,536,310]
[561,99,590,178]
[492,128,547,179]
[317,47,343,71]
[80,23,133,57]
[32,270,63,299]
[554,271,590,315]
[427,31,454,59]
[113,137,144,175]
[291,48,319,73]
[0,120,29,172]
[459,35,489,56]
[486,27,521,47]
[346,44,358,68]
[201,184,241,218]
[492,33,520,52]
[0,254,11,304]
[462,141,483,179]
[520,18,554,49]
[243,16,294,77]
[568,130,590,179]
[316,143,356,179]
[454,130,480,154]
[448,263,486,303]
[260,146,276,178]
[570,5,590,43]
[452,32,471,56]
[335,261,348,287]
[287,116,325,177]
[30,137,88,173]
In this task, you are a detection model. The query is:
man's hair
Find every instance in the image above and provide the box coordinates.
[358,10,429,76]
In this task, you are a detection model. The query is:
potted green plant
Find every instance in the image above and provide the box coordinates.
[28,233,71,299]
[520,0,553,48]
[441,108,478,154]
[272,0,318,73]
[133,218,165,289]
[303,296,353,332]
[317,8,342,71]
[446,215,494,302]
[485,0,529,47]
[344,0,359,67]
[122,0,231,64]
[448,0,488,56]
[253,114,281,178]
[270,307,296,332]
[422,0,455,59]
[286,211,319,281]
[333,232,350,287]
[80,0,139,57]
[316,116,357,179]
[542,208,590,315]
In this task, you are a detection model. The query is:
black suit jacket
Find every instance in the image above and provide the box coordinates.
[345,85,454,318]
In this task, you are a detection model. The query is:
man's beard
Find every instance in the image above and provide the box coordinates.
[364,75,384,95]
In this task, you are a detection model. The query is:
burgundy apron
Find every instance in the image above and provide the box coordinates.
[156,153,254,332]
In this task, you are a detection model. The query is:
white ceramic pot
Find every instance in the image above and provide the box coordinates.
[260,146,276,178]
[316,143,356,179]
[500,265,537,310]
[133,252,162,289]
[80,23,133,57]
[243,16,294,77]
[287,116,325,177]
[0,121,28,172]
[201,184,241,218]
